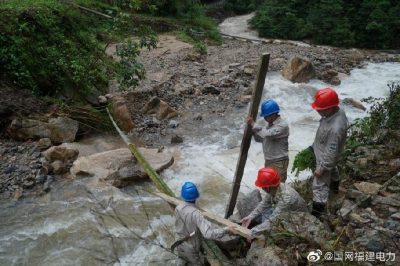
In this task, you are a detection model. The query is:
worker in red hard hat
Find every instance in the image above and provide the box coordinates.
[240,167,307,238]
[310,87,348,218]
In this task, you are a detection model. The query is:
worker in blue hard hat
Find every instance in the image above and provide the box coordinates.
[174,181,233,265]
[246,99,290,182]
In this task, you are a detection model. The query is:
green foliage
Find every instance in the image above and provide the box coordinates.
[224,0,264,14]
[250,0,400,49]
[116,26,157,90]
[347,82,400,144]
[193,42,207,55]
[250,0,312,40]
[0,1,158,97]
[291,147,316,177]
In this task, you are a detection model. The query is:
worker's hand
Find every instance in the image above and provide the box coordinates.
[227,225,236,235]
[240,216,252,228]
[246,235,254,243]
[245,117,255,127]
[314,168,322,178]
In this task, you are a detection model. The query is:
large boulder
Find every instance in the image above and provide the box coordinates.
[269,211,332,250]
[8,117,79,144]
[70,148,174,187]
[109,95,135,133]
[43,146,79,175]
[43,146,79,163]
[141,96,178,120]
[282,57,316,83]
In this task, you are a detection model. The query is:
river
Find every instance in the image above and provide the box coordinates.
[1,15,400,266]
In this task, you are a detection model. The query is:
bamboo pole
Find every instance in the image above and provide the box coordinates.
[106,108,231,266]
[225,53,270,218]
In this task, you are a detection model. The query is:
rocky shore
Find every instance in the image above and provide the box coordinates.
[0,34,399,264]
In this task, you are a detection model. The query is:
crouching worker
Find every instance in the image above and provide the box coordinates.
[175,181,231,266]
[240,168,307,238]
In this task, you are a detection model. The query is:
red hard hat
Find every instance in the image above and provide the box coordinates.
[255,167,280,188]
[311,88,339,110]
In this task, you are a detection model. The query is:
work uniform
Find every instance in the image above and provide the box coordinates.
[253,117,289,182]
[248,183,307,236]
[312,108,348,203]
[175,202,228,266]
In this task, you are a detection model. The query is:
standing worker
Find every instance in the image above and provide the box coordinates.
[310,88,348,218]
[246,99,290,182]
[240,167,307,238]
[174,181,231,265]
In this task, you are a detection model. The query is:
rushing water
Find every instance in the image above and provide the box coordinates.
[1,17,400,266]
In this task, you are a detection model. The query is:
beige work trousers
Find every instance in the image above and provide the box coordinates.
[265,158,289,183]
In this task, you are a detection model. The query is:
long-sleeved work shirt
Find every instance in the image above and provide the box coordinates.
[175,202,227,252]
[248,183,307,236]
[253,117,289,162]
[312,108,348,174]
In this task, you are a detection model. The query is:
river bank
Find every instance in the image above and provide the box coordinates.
[1,29,400,265]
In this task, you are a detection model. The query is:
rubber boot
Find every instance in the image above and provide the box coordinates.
[330,180,340,194]
[311,201,326,219]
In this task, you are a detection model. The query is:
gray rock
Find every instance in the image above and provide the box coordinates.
[36,138,52,151]
[246,245,296,266]
[22,180,35,189]
[168,120,179,128]
[282,57,315,83]
[390,212,400,221]
[202,85,221,95]
[43,146,79,163]
[171,134,183,144]
[8,117,79,144]
[346,189,364,199]
[236,189,261,219]
[372,195,400,207]
[98,95,107,104]
[71,148,174,187]
[271,212,332,250]
[354,182,382,194]
[366,239,384,252]
[35,175,47,184]
[51,160,67,175]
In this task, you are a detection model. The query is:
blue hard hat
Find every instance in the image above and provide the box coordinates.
[181,181,200,202]
[260,99,280,117]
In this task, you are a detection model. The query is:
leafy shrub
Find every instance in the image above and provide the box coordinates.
[193,42,207,55]
[224,0,264,14]
[0,1,157,97]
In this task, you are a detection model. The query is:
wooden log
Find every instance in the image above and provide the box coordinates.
[154,192,253,239]
[107,108,230,266]
[225,53,270,218]
[62,1,113,19]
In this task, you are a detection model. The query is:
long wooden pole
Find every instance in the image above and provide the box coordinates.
[154,192,252,239]
[225,53,270,218]
[107,108,231,266]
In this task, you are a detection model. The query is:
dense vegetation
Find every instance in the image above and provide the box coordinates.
[0,0,219,98]
[223,0,263,14]
[226,0,400,49]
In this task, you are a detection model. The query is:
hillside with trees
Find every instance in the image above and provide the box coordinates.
[225,0,400,49]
